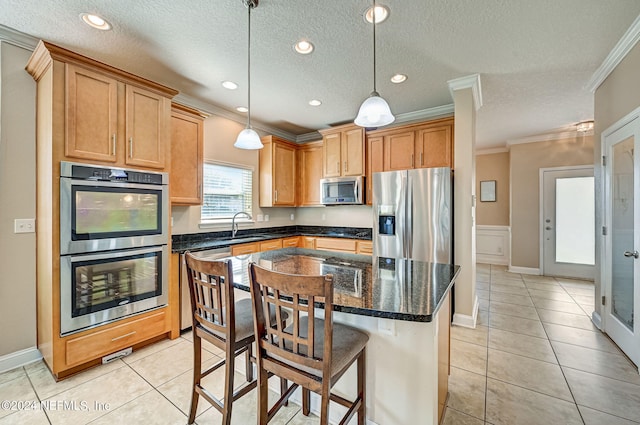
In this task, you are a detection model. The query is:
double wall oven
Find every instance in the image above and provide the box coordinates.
[59,162,169,335]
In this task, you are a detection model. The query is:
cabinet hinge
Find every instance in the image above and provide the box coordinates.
[602,155,607,166]
[602,226,607,236]
[602,296,606,306]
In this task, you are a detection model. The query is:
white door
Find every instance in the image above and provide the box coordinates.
[541,167,595,279]
[603,116,640,368]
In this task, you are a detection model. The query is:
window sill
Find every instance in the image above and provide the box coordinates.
[198,219,255,230]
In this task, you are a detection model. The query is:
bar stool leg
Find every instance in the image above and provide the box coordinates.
[257,366,270,425]
[302,387,310,415]
[319,382,330,425]
[188,336,202,424]
[222,346,235,425]
[358,349,366,425]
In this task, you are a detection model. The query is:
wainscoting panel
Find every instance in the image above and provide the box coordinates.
[476,225,510,265]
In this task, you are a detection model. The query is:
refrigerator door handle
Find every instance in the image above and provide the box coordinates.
[406,173,413,258]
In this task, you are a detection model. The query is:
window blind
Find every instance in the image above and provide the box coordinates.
[201,162,253,220]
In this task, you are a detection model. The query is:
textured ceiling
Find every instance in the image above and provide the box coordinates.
[1,0,640,147]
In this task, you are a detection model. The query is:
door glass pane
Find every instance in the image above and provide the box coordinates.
[555,177,595,265]
[612,136,635,330]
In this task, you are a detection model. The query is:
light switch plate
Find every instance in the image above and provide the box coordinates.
[14,218,35,233]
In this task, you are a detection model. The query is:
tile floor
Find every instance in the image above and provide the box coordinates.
[0,264,638,424]
[444,264,640,425]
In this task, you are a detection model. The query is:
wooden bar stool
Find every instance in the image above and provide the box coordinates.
[248,262,369,425]
[185,252,287,425]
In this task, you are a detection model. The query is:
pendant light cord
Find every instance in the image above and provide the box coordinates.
[372,0,377,94]
[247,4,252,129]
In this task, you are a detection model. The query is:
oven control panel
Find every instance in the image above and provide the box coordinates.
[60,162,166,185]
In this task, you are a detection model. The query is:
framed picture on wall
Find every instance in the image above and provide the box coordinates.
[480,180,496,202]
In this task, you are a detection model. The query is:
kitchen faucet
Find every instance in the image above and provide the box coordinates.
[231,211,252,238]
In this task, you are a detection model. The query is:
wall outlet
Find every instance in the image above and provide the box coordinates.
[264,214,269,222]
[290,213,295,221]
[257,214,264,222]
[14,218,35,233]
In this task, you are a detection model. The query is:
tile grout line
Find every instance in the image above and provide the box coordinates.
[22,365,53,425]
[528,275,586,425]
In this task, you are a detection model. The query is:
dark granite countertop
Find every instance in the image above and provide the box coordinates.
[172,225,372,253]
[214,247,459,322]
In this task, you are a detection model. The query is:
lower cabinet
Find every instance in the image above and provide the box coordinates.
[259,239,283,252]
[231,242,259,256]
[315,237,358,253]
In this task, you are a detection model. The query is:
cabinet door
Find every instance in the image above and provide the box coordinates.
[323,133,342,177]
[125,85,168,169]
[367,136,384,205]
[342,127,365,176]
[416,125,452,168]
[66,64,118,162]
[298,144,323,206]
[170,110,203,204]
[273,142,296,205]
[302,237,316,249]
[384,131,415,171]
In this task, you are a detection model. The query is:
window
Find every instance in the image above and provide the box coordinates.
[201,162,253,221]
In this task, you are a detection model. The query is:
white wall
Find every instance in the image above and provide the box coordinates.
[0,42,37,357]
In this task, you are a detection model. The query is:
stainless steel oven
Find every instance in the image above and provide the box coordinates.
[60,245,168,335]
[60,161,169,255]
[59,162,169,335]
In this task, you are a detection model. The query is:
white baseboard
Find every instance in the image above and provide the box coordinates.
[0,347,42,373]
[592,311,602,330]
[508,266,541,275]
[452,296,479,329]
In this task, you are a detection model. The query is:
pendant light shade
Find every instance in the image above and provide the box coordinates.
[355,0,394,128]
[234,0,263,150]
[354,91,395,127]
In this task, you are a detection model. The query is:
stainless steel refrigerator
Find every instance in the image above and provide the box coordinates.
[373,167,452,263]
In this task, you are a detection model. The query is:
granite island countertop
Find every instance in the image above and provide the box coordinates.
[171,225,372,253]
[211,247,460,322]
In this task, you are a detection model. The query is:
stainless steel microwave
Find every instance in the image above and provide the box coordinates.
[320,176,364,205]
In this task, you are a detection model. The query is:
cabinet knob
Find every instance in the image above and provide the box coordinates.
[111,134,117,156]
[344,161,348,172]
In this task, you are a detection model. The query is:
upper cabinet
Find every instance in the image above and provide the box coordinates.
[319,124,365,177]
[297,141,323,206]
[259,136,297,207]
[368,117,454,172]
[170,103,205,205]
[27,41,177,171]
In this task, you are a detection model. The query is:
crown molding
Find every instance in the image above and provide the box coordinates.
[476,147,509,155]
[296,132,322,143]
[173,93,298,142]
[447,74,483,110]
[506,129,593,147]
[587,14,640,93]
[0,24,38,50]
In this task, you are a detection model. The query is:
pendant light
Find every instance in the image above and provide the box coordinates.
[234,0,263,149]
[354,0,395,128]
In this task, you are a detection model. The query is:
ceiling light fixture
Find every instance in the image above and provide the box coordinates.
[576,121,594,132]
[355,0,395,128]
[364,5,389,24]
[236,106,248,113]
[294,40,314,55]
[222,81,238,90]
[309,99,322,106]
[234,0,263,150]
[80,13,112,30]
[390,74,407,84]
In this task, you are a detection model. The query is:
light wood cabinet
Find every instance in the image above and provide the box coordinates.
[259,136,297,207]
[301,236,316,249]
[231,242,259,256]
[65,63,171,170]
[282,237,300,248]
[315,237,358,253]
[366,136,384,205]
[297,141,324,206]
[26,41,178,379]
[259,239,283,252]
[367,117,454,174]
[170,104,204,205]
[320,124,365,178]
[356,240,373,255]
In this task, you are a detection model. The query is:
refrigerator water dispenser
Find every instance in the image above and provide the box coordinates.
[379,215,395,235]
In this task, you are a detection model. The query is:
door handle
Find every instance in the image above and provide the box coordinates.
[623,250,639,259]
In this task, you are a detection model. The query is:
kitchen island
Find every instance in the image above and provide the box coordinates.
[209,247,459,425]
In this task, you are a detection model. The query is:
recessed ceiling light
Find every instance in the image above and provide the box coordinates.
[222,81,238,90]
[390,74,407,84]
[236,106,248,113]
[80,13,112,30]
[294,40,314,55]
[364,5,389,24]
[309,99,322,106]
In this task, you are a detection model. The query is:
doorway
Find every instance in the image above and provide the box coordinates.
[602,114,640,369]
[540,166,595,279]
